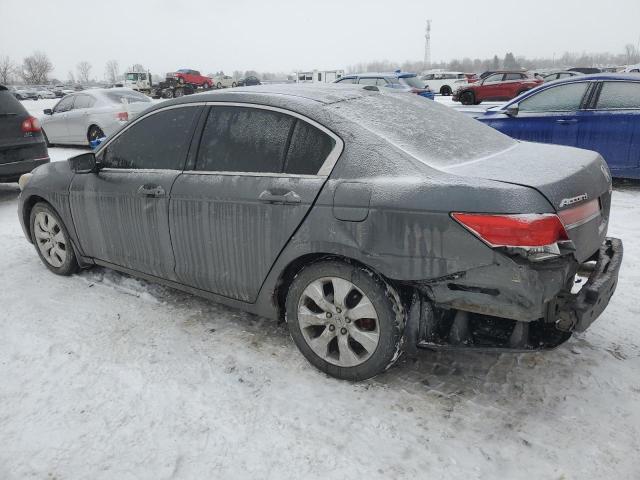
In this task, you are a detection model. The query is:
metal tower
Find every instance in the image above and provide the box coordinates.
[424,20,431,68]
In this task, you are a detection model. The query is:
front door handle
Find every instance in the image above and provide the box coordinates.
[556,119,578,125]
[258,189,301,204]
[137,184,165,197]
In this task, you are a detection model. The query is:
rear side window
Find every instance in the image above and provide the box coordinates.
[504,73,522,80]
[102,107,198,169]
[196,106,294,173]
[596,82,640,109]
[0,90,26,115]
[358,78,379,86]
[284,120,335,175]
[519,82,589,112]
[105,90,151,104]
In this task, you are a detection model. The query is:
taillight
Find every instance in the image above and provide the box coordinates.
[116,111,129,121]
[451,213,568,247]
[21,116,41,132]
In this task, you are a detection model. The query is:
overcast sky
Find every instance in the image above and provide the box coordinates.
[2,0,639,80]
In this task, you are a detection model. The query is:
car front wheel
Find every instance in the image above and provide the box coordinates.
[30,202,79,276]
[460,91,475,105]
[285,260,404,381]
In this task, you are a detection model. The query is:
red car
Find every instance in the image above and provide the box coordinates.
[452,71,542,105]
[169,69,213,88]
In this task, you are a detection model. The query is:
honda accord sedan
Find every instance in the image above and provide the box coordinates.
[40,88,153,146]
[18,85,622,380]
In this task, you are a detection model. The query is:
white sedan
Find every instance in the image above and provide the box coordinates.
[40,88,153,146]
[213,75,237,89]
[420,71,469,96]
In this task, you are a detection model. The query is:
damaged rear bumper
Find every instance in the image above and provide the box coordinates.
[553,237,623,333]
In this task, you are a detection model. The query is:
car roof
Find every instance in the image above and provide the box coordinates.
[158,84,379,108]
[544,73,640,84]
[342,71,417,79]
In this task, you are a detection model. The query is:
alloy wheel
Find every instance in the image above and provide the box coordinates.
[34,211,67,268]
[297,277,380,367]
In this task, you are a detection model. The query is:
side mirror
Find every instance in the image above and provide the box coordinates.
[68,152,98,174]
[505,103,519,117]
[43,109,53,115]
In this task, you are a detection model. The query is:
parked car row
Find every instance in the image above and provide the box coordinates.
[453,71,543,104]
[334,71,435,99]
[14,84,623,380]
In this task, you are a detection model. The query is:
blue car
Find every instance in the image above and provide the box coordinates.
[334,71,435,100]
[478,74,640,179]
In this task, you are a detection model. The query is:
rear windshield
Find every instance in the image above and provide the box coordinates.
[105,90,151,104]
[328,92,516,167]
[399,76,425,89]
[0,90,27,115]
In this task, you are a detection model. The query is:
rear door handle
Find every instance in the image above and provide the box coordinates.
[258,190,301,204]
[137,184,165,197]
[556,119,578,125]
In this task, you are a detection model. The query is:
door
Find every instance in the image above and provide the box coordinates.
[576,80,640,174]
[43,95,75,142]
[169,104,340,302]
[69,105,201,279]
[64,94,95,144]
[497,81,590,145]
[480,73,506,100]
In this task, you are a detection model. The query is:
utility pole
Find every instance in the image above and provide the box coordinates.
[424,20,431,70]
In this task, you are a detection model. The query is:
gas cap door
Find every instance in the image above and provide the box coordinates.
[333,182,371,222]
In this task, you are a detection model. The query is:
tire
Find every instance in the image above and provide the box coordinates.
[87,125,104,145]
[460,91,475,105]
[517,89,528,97]
[216,82,222,89]
[285,260,404,381]
[163,89,174,99]
[29,202,79,276]
[231,82,237,88]
[440,85,452,96]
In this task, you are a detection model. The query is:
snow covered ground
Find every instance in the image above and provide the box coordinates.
[1,98,639,479]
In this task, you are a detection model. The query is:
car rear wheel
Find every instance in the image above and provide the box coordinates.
[460,91,475,105]
[440,85,452,96]
[232,82,237,88]
[285,260,404,381]
[87,125,105,145]
[30,202,79,276]
[216,82,222,89]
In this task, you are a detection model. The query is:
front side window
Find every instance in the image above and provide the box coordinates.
[336,78,355,84]
[518,82,589,112]
[54,96,74,113]
[196,106,294,173]
[484,73,504,83]
[596,81,640,109]
[102,107,198,169]
[73,95,95,109]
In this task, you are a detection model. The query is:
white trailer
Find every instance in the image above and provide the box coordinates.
[296,69,345,84]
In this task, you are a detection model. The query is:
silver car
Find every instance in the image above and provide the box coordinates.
[40,88,153,146]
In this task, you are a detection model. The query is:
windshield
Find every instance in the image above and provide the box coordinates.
[399,76,425,89]
[126,73,139,81]
[328,93,515,167]
[105,90,151,104]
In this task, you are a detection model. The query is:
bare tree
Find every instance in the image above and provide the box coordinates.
[129,64,145,73]
[105,59,119,83]
[625,44,640,64]
[21,51,53,85]
[77,61,92,84]
[0,55,17,84]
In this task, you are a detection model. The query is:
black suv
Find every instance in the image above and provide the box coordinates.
[0,85,49,182]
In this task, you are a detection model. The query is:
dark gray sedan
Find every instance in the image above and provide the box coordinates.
[17,85,622,380]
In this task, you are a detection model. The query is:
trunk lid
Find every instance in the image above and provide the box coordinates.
[443,141,612,262]
[0,89,30,149]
